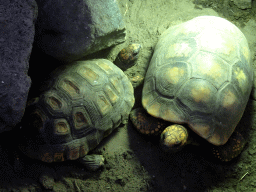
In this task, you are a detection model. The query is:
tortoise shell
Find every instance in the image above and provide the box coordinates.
[19,59,134,162]
[142,16,253,146]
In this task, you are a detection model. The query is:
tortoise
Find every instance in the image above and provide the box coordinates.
[130,16,253,162]
[19,59,135,170]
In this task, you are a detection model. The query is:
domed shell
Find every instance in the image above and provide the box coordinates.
[142,16,253,146]
[20,59,134,162]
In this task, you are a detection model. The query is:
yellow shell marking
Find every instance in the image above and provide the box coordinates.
[61,79,80,98]
[197,54,222,80]
[47,96,62,110]
[105,85,118,105]
[190,123,211,139]
[190,86,211,103]
[242,46,250,63]
[78,66,99,84]
[110,78,121,94]
[142,94,153,110]
[96,95,112,115]
[147,102,161,118]
[234,67,247,93]
[98,61,113,74]
[208,132,222,145]
[166,67,185,85]
[54,119,70,135]
[73,110,88,129]
[161,108,184,123]
[222,90,236,109]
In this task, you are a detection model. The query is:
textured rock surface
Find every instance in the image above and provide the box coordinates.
[0,0,37,133]
[232,0,251,9]
[34,0,126,62]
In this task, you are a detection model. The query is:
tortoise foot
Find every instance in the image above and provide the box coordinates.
[212,131,246,162]
[77,154,105,171]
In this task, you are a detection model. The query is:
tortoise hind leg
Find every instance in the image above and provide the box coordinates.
[212,131,246,162]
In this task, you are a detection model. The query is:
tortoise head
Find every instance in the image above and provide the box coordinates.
[160,124,188,152]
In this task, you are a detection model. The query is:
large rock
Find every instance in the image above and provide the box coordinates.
[0,0,37,133]
[34,0,126,62]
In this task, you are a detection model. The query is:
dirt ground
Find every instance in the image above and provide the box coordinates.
[1,0,256,191]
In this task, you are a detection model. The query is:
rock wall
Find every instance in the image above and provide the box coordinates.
[0,0,37,132]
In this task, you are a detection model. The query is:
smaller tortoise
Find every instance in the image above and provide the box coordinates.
[130,16,253,162]
[19,59,134,170]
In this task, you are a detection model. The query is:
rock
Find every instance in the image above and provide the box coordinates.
[232,0,252,9]
[34,0,126,62]
[0,0,37,133]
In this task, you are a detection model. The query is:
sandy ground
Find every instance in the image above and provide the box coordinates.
[1,0,256,191]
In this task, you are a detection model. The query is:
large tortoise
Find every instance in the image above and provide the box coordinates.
[130,16,253,161]
[19,59,135,170]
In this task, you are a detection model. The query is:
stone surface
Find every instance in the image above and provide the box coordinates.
[0,0,37,133]
[39,171,55,190]
[34,0,126,62]
[232,0,251,9]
